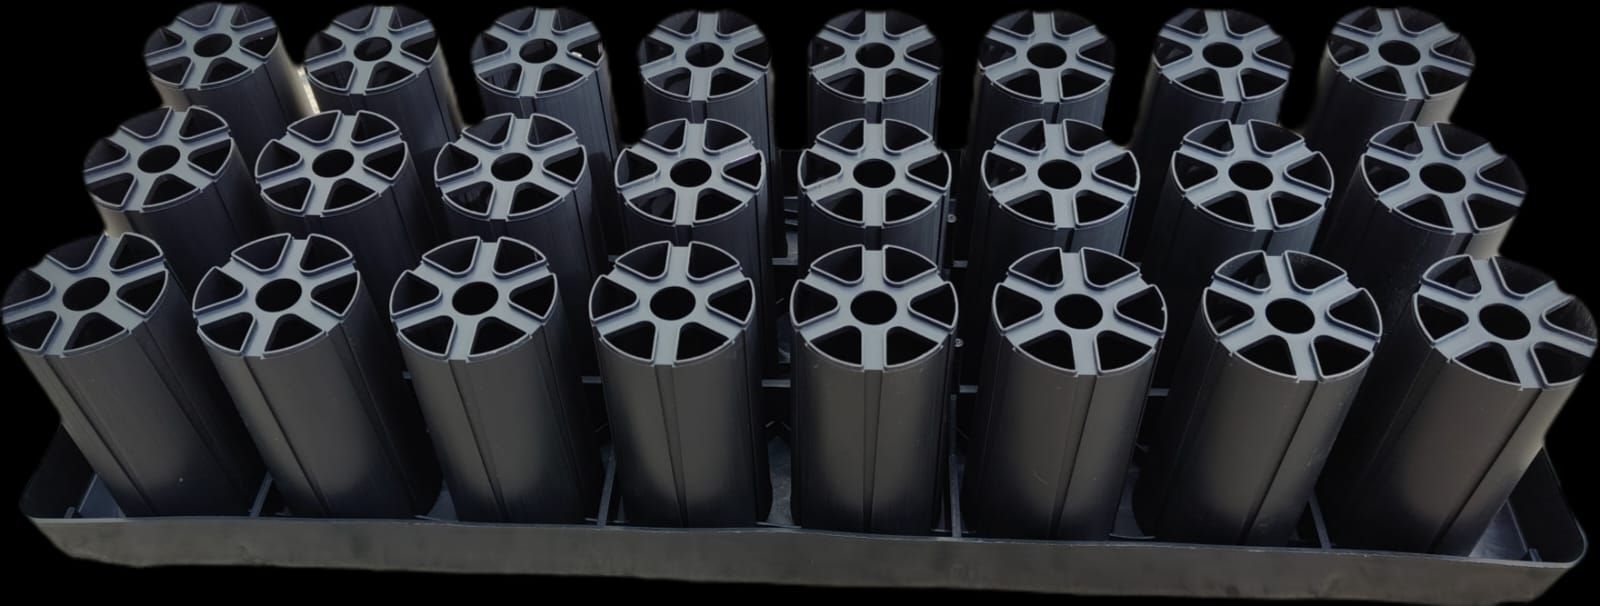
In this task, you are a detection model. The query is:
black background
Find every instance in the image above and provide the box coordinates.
[4,0,1593,600]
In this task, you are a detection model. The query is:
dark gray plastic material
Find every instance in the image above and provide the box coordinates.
[304,4,463,165]
[587,241,769,527]
[1321,256,1595,555]
[1126,9,1290,258]
[389,237,602,523]
[1304,7,1474,186]
[3,233,263,516]
[143,2,312,162]
[83,107,268,290]
[1137,251,1382,546]
[470,7,623,253]
[639,10,775,171]
[1315,122,1523,323]
[965,247,1164,540]
[1142,120,1334,384]
[797,118,950,268]
[807,10,942,139]
[788,244,958,534]
[192,233,440,517]
[433,112,604,366]
[254,110,438,304]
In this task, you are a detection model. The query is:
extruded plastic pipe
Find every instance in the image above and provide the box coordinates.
[789,244,958,535]
[807,9,942,138]
[143,2,312,161]
[83,107,268,290]
[797,118,950,267]
[964,247,1165,540]
[639,10,775,169]
[4,233,263,516]
[1320,256,1595,555]
[390,237,602,523]
[193,233,440,517]
[1136,251,1381,546]
[588,241,769,527]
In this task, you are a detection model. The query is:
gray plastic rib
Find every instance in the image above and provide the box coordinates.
[789,245,958,535]
[1316,122,1523,324]
[1321,256,1595,555]
[1126,9,1290,259]
[143,2,312,161]
[470,6,623,254]
[964,247,1165,540]
[587,241,769,527]
[1136,251,1382,546]
[4,233,263,516]
[615,119,770,320]
[1304,7,1474,185]
[807,10,942,138]
[640,10,775,169]
[304,4,463,165]
[390,237,602,523]
[958,10,1114,236]
[255,110,437,304]
[83,107,268,290]
[1143,120,1333,384]
[797,118,950,268]
[434,113,603,367]
[193,233,440,517]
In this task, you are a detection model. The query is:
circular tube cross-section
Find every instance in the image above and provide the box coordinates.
[798,118,950,267]
[807,9,942,138]
[639,10,775,166]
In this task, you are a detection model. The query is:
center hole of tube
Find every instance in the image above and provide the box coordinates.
[1479,303,1531,340]
[492,153,535,181]
[1038,160,1082,189]
[670,159,712,187]
[650,286,695,320]
[520,39,558,63]
[138,145,181,173]
[256,279,303,313]
[1420,163,1466,193]
[313,150,355,177]
[1229,161,1273,191]
[856,42,895,68]
[686,42,725,67]
[1203,43,1243,68]
[355,37,393,61]
[1266,299,1314,334]
[194,34,233,58]
[1379,41,1421,66]
[1055,294,1103,329]
[452,282,500,315]
[1027,44,1067,68]
[854,159,896,188]
[851,291,898,325]
[63,278,110,311]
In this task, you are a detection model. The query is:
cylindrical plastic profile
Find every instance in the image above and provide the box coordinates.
[83,107,268,289]
[807,9,943,139]
[639,10,775,168]
[797,118,950,267]
[1126,9,1290,258]
[789,245,958,535]
[964,247,1165,540]
[143,2,311,161]
[193,233,440,518]
[1316,122,1523,323]
[615,119,770,309]
[1136,251,1382,546]
[587,241,769,527]
[960,10,1114,224]
[4,233,263,516]
[469,7,622,252]
[390,237,602,523]
[255,110,436,304]
[304,4,463,165]
[1320,256,1596,556]
[434,113,603,366]
[1304,7,1474,185]
[1142,120,1333,383]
